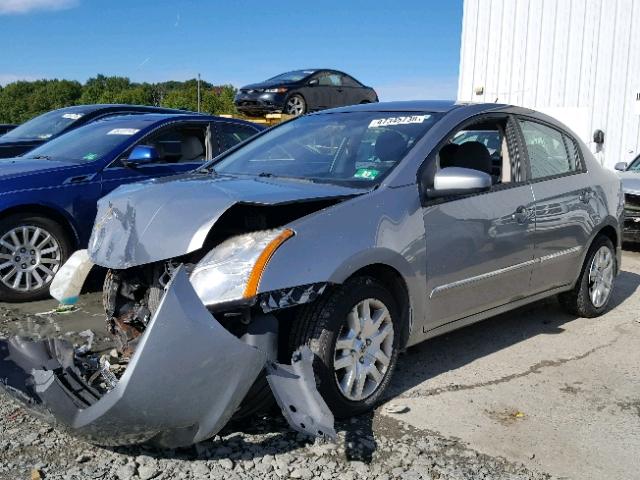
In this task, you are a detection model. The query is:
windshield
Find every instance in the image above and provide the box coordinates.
[23,122,141,162]
[265,70,316,83]
[213,111,441,186]
[1,109,84,141]
[628,156,640,171]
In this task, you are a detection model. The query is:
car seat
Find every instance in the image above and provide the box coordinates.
[450,141,493,178]
[439,143,459,168]
[374,130,407,163]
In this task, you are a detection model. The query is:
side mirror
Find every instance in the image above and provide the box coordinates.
[308,79,319,86]
[428,167,492,198]
[614,162,628,171]
[125,145,159,166]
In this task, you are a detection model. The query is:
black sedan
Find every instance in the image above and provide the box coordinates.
[0,125,16,136]
[234,69,378,117]
[0,104,194,158]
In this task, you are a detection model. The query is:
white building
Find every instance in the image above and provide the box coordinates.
[457,0,640,169]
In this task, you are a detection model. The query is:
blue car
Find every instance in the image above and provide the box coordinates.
[0,113,262,301]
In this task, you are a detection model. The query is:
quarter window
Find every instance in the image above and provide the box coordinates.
[520,120,578,179]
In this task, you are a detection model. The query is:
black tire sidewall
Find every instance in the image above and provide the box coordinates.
[0,214,71,302]
[309,277,400,417]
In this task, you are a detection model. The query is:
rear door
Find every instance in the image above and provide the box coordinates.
[517,117,592,293]
[100,121,209,196]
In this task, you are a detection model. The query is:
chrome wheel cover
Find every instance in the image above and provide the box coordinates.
[588,245,614,308]
[333,298,394,401]
[285,96,305,116]
[0,225,61,292]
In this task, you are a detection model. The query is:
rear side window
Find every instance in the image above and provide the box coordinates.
[218,122,258,152]
[519,120,579,179]
[341,75,362,87]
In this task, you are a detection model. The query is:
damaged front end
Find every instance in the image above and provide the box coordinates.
[0,266,336,448]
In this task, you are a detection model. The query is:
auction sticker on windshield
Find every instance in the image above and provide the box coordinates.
[107,128,140,136]
[62,113,83,120]
[369,115,430,128]
[354,168,380,180]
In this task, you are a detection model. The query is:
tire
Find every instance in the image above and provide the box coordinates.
[558,235,616,317]
[0,213,71,302]
[284,94,306,116]
[289,276,400,418]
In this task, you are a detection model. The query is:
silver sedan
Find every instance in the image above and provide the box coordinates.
[0,101,624,447]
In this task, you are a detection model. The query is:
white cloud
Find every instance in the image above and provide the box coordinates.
[0,73,40,86]
[0,0,78,15]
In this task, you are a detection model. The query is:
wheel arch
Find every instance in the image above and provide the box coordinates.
[0,204,80,249]
[344,263,412,350]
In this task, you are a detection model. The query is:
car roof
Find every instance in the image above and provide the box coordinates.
[53,104,196,115]
[316,100,509,114]
[90,113,261,129]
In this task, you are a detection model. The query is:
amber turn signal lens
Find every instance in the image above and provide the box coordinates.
[243,229,294,298]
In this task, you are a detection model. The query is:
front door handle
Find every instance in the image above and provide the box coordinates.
[512,205,529,224]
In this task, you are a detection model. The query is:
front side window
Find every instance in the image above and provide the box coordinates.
[520,120,578,179]
[629,155,640,171]
[140,125,207,163]
[1,110,84,141]
[317,73,342,86]
[212,111,440,187]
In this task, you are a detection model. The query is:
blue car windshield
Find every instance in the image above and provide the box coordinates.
[1,109,84,141]
[212,111,441,186]
[23,122,140,162]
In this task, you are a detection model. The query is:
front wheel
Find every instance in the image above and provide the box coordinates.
[289,276,400,417]
[284,94,306,116]
[0,214,71,302]
[558,235,616,317]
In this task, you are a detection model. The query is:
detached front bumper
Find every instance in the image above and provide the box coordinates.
[0,267,336,447]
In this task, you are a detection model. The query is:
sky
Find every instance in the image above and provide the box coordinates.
[0,0,463,101]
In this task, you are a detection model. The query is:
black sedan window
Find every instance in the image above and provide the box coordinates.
[2,110,83,140]
[213,111,440,186]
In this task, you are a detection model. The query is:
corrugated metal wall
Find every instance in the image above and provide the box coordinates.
[457,0,640,168]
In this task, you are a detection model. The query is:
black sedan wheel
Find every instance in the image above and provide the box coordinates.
[285,94,306,116]
[0,214,70,302]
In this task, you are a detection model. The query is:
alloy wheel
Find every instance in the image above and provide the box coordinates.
[333,298,394,401]
[285,96,305,116]
[0,225,61,292]
[588,245,614,308]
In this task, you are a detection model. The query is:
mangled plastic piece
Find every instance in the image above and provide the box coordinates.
[260,283,328,312]
[0,267,267,447]
[267,347,337,441]
[49,249,94,305]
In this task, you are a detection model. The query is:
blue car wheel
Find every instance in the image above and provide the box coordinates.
[0,213,71,302]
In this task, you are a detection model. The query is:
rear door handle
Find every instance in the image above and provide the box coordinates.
[512,205,529,224]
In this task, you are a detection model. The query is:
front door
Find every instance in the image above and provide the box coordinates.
[423,116,536,329]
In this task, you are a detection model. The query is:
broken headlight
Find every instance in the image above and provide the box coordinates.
[190,228,294,305]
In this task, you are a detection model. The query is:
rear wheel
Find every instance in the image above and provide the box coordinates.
[284,94,306,116]
[289,276,400,417]
[0,214,71,302]
[559,235,616,317]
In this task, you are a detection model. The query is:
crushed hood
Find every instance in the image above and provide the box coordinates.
[89,173,365,269]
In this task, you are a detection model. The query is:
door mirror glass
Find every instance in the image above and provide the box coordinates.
[429,167,492,198]
[614,162,628,171]
[126,145,159,166]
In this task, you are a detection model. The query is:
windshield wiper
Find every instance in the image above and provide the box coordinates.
[30,155,51,160]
